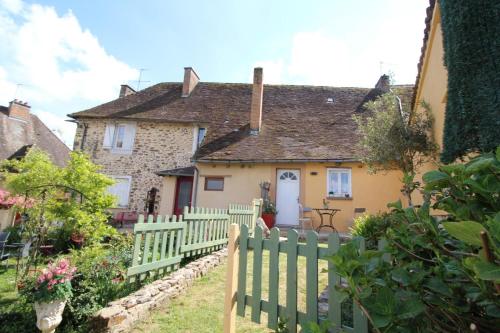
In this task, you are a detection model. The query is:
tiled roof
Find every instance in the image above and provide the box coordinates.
[412,0,437,109]
[69,81,413,162]
[0,109,70,166]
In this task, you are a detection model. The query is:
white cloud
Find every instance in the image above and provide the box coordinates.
[0,0,138,147]
[33,110,76,147]
[252,60,284,84]
[255,18,424,88]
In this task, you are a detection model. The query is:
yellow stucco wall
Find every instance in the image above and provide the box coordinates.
[413,4,448,206]
[195,162,404,232]
[414,5,447,151]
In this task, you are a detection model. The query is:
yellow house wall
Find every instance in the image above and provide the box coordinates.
[195,162,404,232]
[413,4,449,206]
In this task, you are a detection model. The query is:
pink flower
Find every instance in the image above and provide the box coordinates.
[46,271,53,280]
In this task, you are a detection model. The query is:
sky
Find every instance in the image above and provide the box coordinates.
[0,0,429,148]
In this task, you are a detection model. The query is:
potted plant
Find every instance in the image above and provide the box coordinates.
[21,259,76,333]
[261,201,277,229]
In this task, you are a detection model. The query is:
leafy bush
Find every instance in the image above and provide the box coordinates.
[350,213,392,249]
[60,235,135,332]
[331,149,500,332]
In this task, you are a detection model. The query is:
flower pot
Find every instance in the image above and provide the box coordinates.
[34,300,66,333]
[261,213,276,229]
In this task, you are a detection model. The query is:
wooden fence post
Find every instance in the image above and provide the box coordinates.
[224,224,240,333]
[251,198,262,234]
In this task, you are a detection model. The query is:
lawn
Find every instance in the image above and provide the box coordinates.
[133,249,329,332]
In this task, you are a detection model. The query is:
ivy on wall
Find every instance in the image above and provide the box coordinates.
[439,0,500,163]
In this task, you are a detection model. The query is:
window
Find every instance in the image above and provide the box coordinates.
[197,127,206,147]
[327,168,352,198]
[204,177,224,191]
[279,171,298,180]
[102,123,136,154]
[114,125,126,148]
[107,176,132,207]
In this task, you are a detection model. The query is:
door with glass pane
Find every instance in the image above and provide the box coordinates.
[173,176,193,216]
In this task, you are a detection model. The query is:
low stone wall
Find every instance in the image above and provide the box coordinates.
[91,248,228,333]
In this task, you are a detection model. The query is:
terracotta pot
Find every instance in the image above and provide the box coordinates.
[261,213,276,229]
[70,233,84,249]
[34,300,66,333]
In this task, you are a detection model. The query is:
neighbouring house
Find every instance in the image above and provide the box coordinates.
[0,99,71,230]
[69,67,413,232]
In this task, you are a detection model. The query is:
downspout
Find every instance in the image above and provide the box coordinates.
[80,122,88,151]
[191,165,200,208]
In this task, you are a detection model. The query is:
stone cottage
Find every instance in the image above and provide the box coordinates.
[69,67,415,232]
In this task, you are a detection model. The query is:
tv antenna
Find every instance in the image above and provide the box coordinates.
[134,68,150,90]
[14,83,24,99]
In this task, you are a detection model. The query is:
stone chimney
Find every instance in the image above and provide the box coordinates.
[375,74,391,92]
[119,84,136,98]
[182,67,200,97]
[8,99,31,121]
[250,67,264,134]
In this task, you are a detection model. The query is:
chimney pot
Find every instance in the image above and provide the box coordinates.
[182,67,200,97]
[119,84,136,98]
[8,99,31,121]
[250,67,264,133]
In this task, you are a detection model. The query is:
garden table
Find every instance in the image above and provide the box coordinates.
[313,208,341,233]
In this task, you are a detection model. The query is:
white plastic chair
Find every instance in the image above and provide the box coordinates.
[298,204,312,236]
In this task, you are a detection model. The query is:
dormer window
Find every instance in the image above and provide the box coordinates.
[197,127,206,147]
[326,97,334,104]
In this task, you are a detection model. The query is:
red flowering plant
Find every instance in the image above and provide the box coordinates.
[20,258,77,303]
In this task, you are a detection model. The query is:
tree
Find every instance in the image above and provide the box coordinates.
[1,149,116,275]
[353,92,438,206]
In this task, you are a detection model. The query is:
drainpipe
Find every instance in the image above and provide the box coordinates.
[80,122,88,151]
[191,166,200,208]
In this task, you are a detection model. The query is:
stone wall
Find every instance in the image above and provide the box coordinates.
[73,119,195,211]
[91,248,227,333]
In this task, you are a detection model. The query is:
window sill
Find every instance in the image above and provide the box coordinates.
[327,196,353,201]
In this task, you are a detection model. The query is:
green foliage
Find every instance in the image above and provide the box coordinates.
[351,213,392,249]
[61,235,135,331]
[3,225,23,244]
[331,150,500,332]
[353,93,437,205]
[439,0,500,162]
[1,149,117,272]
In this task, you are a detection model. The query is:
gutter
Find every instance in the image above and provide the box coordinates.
[194,158,360,164]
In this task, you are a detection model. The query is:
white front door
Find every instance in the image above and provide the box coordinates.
[276,169,300,226]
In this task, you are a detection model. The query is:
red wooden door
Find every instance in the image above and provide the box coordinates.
[173,176,193,216]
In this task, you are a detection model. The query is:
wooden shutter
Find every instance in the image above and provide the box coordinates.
[103,124,115,148]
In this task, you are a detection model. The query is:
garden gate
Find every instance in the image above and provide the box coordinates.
[224,224,387,333]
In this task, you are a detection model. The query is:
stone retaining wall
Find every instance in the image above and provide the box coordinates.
[91,248,228,333]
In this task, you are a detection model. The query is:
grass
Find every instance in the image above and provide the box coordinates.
[0,261,18,307]
[133,249,330,332]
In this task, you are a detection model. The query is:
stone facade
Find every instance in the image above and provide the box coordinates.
[73,119,195,211]
[90,248,227,332]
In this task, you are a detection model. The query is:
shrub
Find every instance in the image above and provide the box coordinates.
[350,213,392,249]
[331,149,500,332]
[59,235,135,332]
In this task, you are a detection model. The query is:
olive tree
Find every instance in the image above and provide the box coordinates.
[353,92,438,206]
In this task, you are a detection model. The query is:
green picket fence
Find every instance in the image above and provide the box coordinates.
[126,199,262,281]
[231,224,385,333]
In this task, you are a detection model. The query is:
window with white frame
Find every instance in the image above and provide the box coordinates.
[327,168,352,198]
[197,127,206,147]
[107,176,132,207]
[102,123,136,154]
